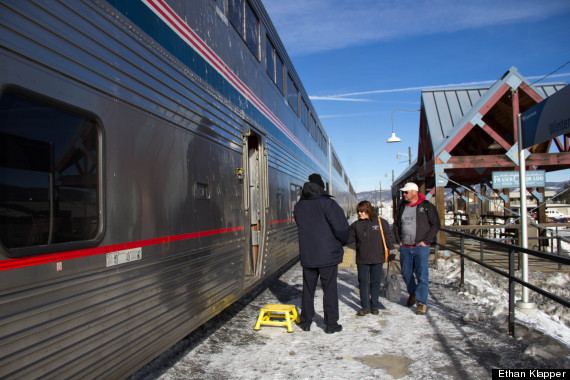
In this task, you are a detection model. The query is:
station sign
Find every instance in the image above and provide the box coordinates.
[492,170,545,189]
[521,84,570,148]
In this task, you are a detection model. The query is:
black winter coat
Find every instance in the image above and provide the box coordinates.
[347,217,395,264]
[393,198,440,246]
[294,182,349,268]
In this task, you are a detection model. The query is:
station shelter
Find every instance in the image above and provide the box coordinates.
[391,66,569,246]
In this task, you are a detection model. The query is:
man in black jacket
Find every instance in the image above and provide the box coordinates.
[393,182,440,315]
[294,173,349,333]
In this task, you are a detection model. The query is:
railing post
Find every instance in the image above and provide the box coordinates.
[558,231,562,271]
[460,235,465,287]
[480,240,484,263]
[435,233,439,266]
[508,248,516,336]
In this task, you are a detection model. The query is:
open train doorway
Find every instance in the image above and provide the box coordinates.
[243,129,267,278]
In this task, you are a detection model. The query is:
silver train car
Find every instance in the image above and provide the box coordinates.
[0,0,357,378]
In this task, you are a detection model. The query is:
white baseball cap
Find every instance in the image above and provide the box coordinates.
[400,182,419,192]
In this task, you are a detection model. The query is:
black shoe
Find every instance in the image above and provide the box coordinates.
[356,309,370,316]
[371,309,379,315]
[325,325,342,334]
[407,294,416,307]
[296,321,310,331]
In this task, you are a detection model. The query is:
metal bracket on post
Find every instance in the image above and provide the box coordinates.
[436,172,449,187]
[506,142,530,166]
[531,190,543,203]
[499,192,508,203]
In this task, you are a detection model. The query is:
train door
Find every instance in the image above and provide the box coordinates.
[243,128,267,278]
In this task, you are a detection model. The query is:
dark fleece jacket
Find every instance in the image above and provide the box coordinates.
[293,182,349,268]
[393,193,440,246]
[347,217,395,264]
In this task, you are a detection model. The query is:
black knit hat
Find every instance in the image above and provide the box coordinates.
[308,173,325,189]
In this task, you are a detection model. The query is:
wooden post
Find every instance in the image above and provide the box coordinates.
[504,188,511,219]
[538,187,547,249]
[481,184,487,237]
[436,185,446,248]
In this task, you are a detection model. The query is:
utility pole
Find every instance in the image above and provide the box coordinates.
[379,181,382,215]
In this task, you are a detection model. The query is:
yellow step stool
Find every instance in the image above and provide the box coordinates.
[253,304,300,333]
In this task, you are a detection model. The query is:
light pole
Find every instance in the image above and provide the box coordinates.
[386,108,420,143]
[396,146,413,165]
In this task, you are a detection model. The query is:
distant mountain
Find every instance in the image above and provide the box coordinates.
[357,190,392,203]
[546,181,569,190]
[357,181,568,202]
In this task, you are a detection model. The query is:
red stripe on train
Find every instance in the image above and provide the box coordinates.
[269,218,294,225]
[0,226,244,271]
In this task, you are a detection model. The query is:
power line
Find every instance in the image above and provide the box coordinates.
[531,60,570,85]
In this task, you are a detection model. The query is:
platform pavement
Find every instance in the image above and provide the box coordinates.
[339,246,357,269]
[135,252,567,379]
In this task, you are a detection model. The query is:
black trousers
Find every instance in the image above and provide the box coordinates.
[300,265,340,328]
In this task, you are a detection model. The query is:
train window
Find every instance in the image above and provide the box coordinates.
[0,91,101,251]
[228,0,244,38]
[245,1,259,59]
[265,36,286,98]
[310,115,316,139]
[301,99,309,130]
[321,134,328,155]
[287,74,298,114]
[228,0,259,60]
[332,153,342,176]
[275,54,284,94]
[265,35,275,82]
[292,84,298,115]
[290,183,302,213]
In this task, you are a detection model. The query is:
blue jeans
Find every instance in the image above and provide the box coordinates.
[399,245,430,305]
[357,263,383,310]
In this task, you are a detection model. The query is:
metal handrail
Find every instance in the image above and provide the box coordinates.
[436,228,570,335]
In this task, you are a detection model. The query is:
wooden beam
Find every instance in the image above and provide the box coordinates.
[480,123,512,150]
[436,185,446,247]
[526,152,570,166]
[479,83,510,117]
[512,88,520,143]
[440,122,475,154]
[447,155,514,168]
[519,82,544,104]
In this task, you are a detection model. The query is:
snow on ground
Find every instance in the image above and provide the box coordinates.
[130,250,570,380]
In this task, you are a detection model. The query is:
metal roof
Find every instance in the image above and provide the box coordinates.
[421,66,566,158]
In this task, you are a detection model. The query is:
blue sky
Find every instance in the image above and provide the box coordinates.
[261,0,570,193]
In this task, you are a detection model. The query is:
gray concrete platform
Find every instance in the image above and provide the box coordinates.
[131,248,568,379]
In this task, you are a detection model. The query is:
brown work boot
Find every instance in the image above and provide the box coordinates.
[416,302,427,315]
[371,309,379,315]
[356,309,370,316]
[407,294,416,307]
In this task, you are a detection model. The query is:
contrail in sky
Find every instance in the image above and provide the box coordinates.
[311,73,570,101]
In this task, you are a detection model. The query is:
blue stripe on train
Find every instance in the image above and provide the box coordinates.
[108,0,317,167]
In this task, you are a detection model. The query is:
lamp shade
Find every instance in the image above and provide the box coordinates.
[387,132,401,143]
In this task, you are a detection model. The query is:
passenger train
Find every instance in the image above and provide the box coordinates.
[0,0,357,378]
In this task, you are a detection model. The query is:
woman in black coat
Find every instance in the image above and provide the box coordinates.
[347,201,395,316]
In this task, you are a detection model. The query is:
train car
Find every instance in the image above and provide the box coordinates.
[0,0,357,378]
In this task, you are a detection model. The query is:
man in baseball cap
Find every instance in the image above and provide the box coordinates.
[400,182,419,192]
[393,182,440,315]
